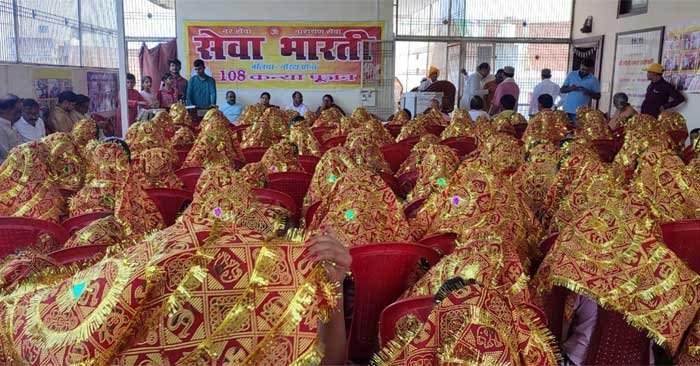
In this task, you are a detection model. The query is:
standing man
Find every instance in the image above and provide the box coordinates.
[0,94,21,163]
[460,62,490,109]
[169,59,188,102]
[220,91,244,123]
[641,63,685,117]
[186,59,217,109]
[14,98,46,143]
[528,68,561,117]
[490,66,519,115]
[47,90,78,133]
[560,59,601,125]
[285,91,309,115]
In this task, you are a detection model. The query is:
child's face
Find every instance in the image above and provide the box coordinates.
[126,79,135,89]
[143,78,151,90]
[164,78,173,87]
[691,131,699,143]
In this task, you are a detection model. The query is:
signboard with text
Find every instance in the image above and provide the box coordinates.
[184,21,384,89]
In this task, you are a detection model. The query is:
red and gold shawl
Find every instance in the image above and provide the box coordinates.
[68,142,129,217]
[42,132,85,192]
[631,145,700,223]
[532,197,700,354]
[374,285,559,366]
[389,109,410,125]
[150,110,177,139]
[172,126,196,146]
[131,147,182,189]
[304,146,356,208]
[312,167,410,247]
[407,144,459,202]
[169,103,193,128]
[396,119,428,142]
[512,143,561,214]
[614,113,674,170]
[182,117,243,168]
[522,111,569,152]
[440,110,475,140]
[481,132,525,174]
[396,134,441,176]
[0,219,340,366]
[575,106,612,142]
[0,141,65,223]
[345,129,392,173]
[239,140,304,187]
[124,120,170,159]
[71,118,98,158]
[289,123,322,156]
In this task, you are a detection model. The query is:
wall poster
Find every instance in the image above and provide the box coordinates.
[663,24,700,93]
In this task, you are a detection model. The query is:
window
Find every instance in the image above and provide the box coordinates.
[15,0,81,65]
[0,0,17,62]
[618,0,648,18]
[81,0,118,68]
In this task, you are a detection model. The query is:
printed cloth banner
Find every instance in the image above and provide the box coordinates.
[184,21,384,89]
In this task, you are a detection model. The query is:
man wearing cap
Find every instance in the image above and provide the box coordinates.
[490,66,519,114]
[641,63,685,117]
[419,66,440,91]
[529,68,561,117]
[560,59,601,125]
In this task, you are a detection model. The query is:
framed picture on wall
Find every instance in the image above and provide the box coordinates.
[610,27,665,115]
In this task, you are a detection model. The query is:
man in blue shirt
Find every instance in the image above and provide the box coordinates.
[186,59,217,109]
[220,90,244,123]
[560,59,601,125]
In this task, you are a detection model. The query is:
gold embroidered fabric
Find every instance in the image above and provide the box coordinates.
[289,123,322,156]
[481,132,525,174]
[396,135,441,176]
[522,111,569,152]
[69,142,129,217]
[182,115,244,169]
[0,141,65,223]
[511,143,561,215]
[440,111,475,140]
[345,129,392,173]
[304,146,357,208]
[131,147,183,189]
[71,118,98,157]
[614,113,674,170]
[575,106,612,142]
[170,103,193,127]
[407,144,459,202]
[172,126,196,146]
[41,132,85,191]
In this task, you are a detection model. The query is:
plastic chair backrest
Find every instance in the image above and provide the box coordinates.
[591,139,621,163]
[425,124,445,137]
[59,188,77,201]
[440,136,478,157]
[252,188,298,221]
[311,126,331,143]
[62,211,113,234]
[229,123,249,142]
[585,307,651,365]
[381,143,412,174]
[298,155,320,174]
[321,135,347,153]
[175,167,204,193]
[241,146,269,164]
[174,144,193,168]
[398,135,420,147]
[661,219,700,273]
[418,232,457,256]
[403,198,426,220]
[145,188,193,226]
[48,244,111,266]
[267,172,313,217]
[379,295,434,347]
[385,124,403,139]
[348,242,441,362]
[397,170,419,198]
[0,217,70,258]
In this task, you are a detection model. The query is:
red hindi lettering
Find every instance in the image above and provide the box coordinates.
[193,29,266,60]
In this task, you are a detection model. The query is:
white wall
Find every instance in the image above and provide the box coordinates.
[573,0,700,132]
[175,0,393,115]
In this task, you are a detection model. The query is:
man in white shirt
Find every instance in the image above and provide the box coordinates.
[0,94,22,163]
[459,62,490,109]
[285,91,309,116]
[528,68,561,117]
[14,98,46,143]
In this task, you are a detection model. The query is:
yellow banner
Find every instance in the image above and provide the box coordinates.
[184,21,384,89]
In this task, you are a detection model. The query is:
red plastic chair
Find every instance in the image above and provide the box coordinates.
[174,144,193,168]
[379,172,402,198]
[513,123,528,140]
[668,129,689,147]
[379,295,434,347]
[175,167,204,193]
[0,217,70,258]
[267,172,313,216]
[298,155,320,174]
[241,146,269,164]
[397,170,419,197]
[62,211,113,234]
[321,135,347,153]
[385,124,403,139]
[145,188,193,226]
[229,124,249,142]
[304,200,322,228]
[252,188,299,222]
[311,126,331,143]
[682,145,695,165]
[661,219,700,273]
[585,307,651,365]
[419,232,457,256]
[440,136,478,158]
[398,135,420,147]
[349,242,441,362]
[425,124,445,137]
[403,198,426,220]
[48,244,111,266]
[591,139,621,163]
[381,143,412,174]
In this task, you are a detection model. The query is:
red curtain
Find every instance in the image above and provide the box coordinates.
[138,39,177,88]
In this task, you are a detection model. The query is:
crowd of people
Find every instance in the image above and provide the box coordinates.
[0,56,698,366]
